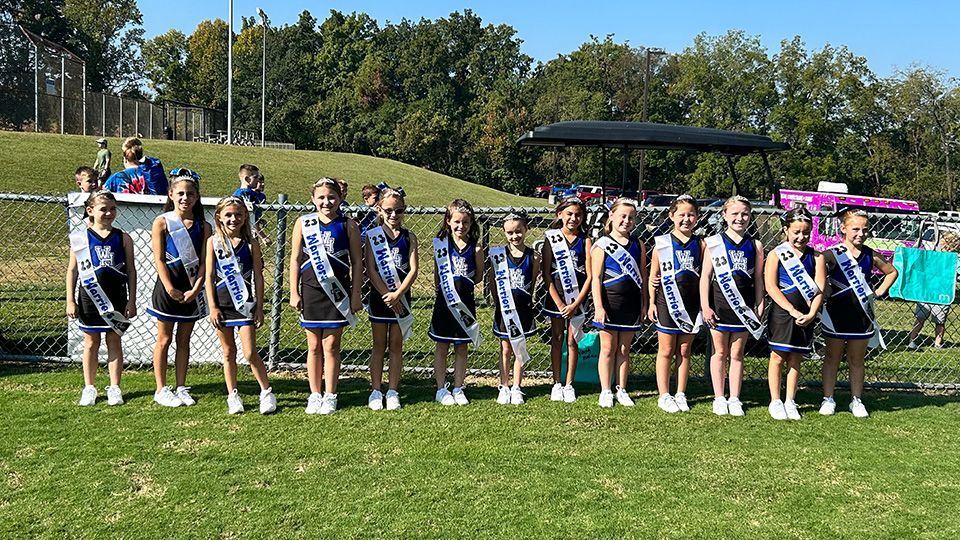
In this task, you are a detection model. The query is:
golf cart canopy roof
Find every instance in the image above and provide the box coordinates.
[516,121,789,155]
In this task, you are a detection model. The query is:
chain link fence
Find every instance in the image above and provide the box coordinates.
[2,192,959,389]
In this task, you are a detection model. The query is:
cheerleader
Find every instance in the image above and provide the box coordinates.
[591,198,648,408]
[65,191,136,406]
[364,188,419,411]
[289,178,363,415]
[648,195,703,413]
[147,169,209,407]
[819,209,897,418]
[429,199,484,406]
[541,196,592,403]
[700,196,765,416]
[765,207,826,421]
[488,213,539,405]
[204,197,276,415]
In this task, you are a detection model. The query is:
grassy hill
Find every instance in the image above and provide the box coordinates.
[0,131,541,207]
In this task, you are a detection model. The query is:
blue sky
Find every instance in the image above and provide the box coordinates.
[140,0,958,79]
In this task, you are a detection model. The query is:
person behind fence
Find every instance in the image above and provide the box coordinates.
[765,207,826,421]
[146,168,210,408]
[358,184,382,233]
[363,188,419,411]
[74,166,99,193]
[700,196,765,417]
[907,232,960,350]
[487,212,539,405]
[204,197,277,415]
[289,178,363,415]
[429,198,484,406]
[592,198,648,409]
[93,138,111,182]
[66,191,137,406]
[648,195,703,414]
[103,137,167,195]
[541,196,592,403]
[819,209,899,419]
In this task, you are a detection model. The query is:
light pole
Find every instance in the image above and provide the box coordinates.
[638,47,666,193]
[227,0,233,144]
[257,8,268,148]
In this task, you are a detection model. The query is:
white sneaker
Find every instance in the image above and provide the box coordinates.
[154,386,182,407]
[907,340,919,350]
[784,399,801,420]
[496,385,511,405]
[226,389,244,415]
[849,397,870,418]
[175,386,196,406]
[562,384,577,403]
[259,388,277,414]
[598,389,614,408]
[727,397,745,417]
[79,385,96,406]
[658,393,680,413]
[305,392,323,414]
[106,385,123,406]
[819,396,836,416]
[614,386,635,407]
[436,385,456,406]
[368,389,384,411]
[674,392,690,412]
[385,389,401,411]
[712,396,728,416]
[768,399,788,420]
[510,386,525,405]
[319,393,337,415]
[550,382,563,401]
[452,387,469,406]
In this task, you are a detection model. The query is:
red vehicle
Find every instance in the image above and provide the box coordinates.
[576,185,604,202]
[534,182,570,198]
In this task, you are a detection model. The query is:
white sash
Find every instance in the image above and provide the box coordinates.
[70,230,130,336]
[827,245,885,349]
[367,226,414,340]
[654,234,701,334]
[212,235,255,319]
[545,230,585,341]
[433,237,481,346]
[301,214,357,327]
[773,242,820,305]
[705,234,765,339]
[163,212,208,315]
[490,247,530,364]
[595,236,644,289]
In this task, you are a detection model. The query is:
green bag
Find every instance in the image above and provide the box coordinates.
[559,330,604,385]
[889,247,958,305]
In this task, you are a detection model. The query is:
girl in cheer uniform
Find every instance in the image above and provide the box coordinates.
[204,197,276,415]
[488,213,539,405]
[648,195,703,414]
[765,207,826,421]
[700,196,765,416]
[429,199,484,406]
[541,196,592,403]
[289,178,363,415]
[66,191,136,406]
[591,198,647,408]
[819,209,897,418]
[147,169,209,408]
[364,188,419,411]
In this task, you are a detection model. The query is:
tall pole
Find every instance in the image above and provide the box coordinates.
[33,43,38,132]
[258,8,268,148]
[82,62,86,136]
[60,54,65,134]
[227,0,233,145]
[638,48,665,193]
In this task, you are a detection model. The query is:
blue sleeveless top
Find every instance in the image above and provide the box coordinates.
[720,232,755,278]
[826,245,873,299]
[602,236,643,287]
[215,239,254,289]
[298,214,351,286]
[163,216,204,271]
[777,247,816,293]
[86,227,127,280]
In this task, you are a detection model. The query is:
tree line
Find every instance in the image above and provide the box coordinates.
[6,3,960,209]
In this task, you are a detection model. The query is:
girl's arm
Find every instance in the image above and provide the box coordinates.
[639,241,649,317]
[151,216,182,302]
[397,232,419,296]
[647,247,660,322]
[347,219,364,313]
[183,222,211,303]
[474,242,486,295]
[203,237,222,328]
[531,249,541,293]
[700,246,716,326]
[797,252,827,327]
[590,246,606,324]
[251,237,266,327]
[873,251,898,298]
[754,240,766,317]
[288,219,303,311]
[542,239,566,312]
[764,253,798,315]
[122,232,137,318]
[572,238,593,311]
[65,249,78,318]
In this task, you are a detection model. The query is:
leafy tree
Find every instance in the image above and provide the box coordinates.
[142,29,189,102]
[184,19,228,109]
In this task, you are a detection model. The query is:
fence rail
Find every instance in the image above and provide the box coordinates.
[1,192,959,389]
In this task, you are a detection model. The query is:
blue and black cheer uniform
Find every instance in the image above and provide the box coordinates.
[147,217,207,322]
[593,235,644,332]
[767,247,817,353]
[429,237,478,344]
[822,246,876,340]
[213,238,255,327]
[709,232,758,333]
[76,227,128,334]
[366,228,413,324]
[297,215,353,329]
[493,246,537,339]
[654,234,702,334]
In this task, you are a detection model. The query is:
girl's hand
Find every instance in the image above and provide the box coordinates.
[383,291,399,308]
[66,301,78,319]
[650,274,661,289]
[167,287,185,303]
[125,301,137,319]
[593,306,606,325]
[703,306,718,328]
[796,312,815,327]
[209,308,224,329]
[182,288,199,304]
[558,302,572,318]
[254,307,264,328]
[289,292,302,312]
[647,304,658,323]
[351,293,363,314]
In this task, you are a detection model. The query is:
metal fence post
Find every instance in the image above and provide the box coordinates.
[60,54,64,134]
[267,193,289,369]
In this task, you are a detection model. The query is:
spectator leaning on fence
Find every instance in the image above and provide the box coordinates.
[93,138,111,181]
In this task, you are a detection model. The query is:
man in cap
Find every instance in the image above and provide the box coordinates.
[93,138,111,182]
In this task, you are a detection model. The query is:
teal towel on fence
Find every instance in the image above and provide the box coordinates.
[889,247,958,305]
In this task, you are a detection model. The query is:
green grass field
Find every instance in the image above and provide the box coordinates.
[3,364,960,538]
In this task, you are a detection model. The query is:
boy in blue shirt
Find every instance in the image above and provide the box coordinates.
[233,164,267,241]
